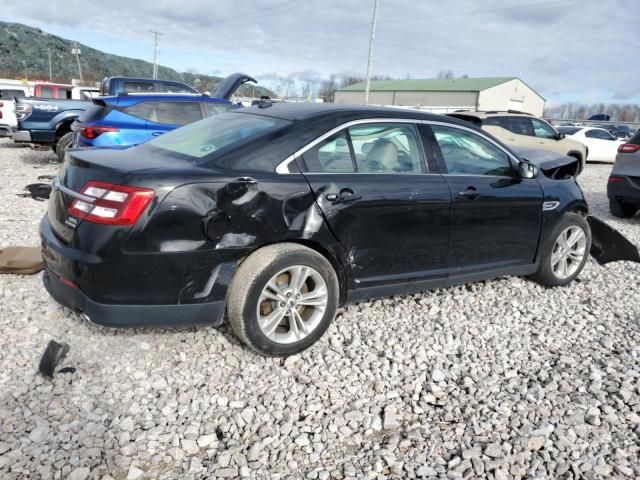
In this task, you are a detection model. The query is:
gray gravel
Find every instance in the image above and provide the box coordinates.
[0,137,639,480]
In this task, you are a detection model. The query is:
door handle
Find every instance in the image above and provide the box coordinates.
[326,188,362,204]
[152,132,164,136]
[458,187,479,199]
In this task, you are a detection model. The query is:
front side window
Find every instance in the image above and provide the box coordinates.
[147,112,290,159]
[432,125,513,177]
[152,101,203,125]
[0,89,27,98]
[531,118,558,139]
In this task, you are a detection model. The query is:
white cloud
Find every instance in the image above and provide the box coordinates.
[2,0,638,103]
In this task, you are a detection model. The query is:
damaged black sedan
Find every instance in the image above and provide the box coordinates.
[40,103,640,356]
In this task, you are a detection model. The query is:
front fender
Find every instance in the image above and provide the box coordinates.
[588,216,640,265]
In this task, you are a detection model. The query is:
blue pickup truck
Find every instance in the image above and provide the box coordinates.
[11,74,252,161]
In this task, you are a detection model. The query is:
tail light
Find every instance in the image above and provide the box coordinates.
[608,176,625,182]
[16,103,31,121]
[77,125,119,139]
[68,181,154,225]
[618,144,640,154]
[0,102,3,119]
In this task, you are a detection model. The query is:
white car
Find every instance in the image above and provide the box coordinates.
[557,126,624,163]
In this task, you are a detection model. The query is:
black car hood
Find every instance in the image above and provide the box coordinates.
[211,73,257,100]
[511,146,577,170]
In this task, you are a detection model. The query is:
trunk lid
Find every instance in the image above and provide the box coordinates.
[211,73,257,100]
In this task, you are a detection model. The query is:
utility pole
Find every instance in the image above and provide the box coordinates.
[47,49,52,81]
[71,43,83,82]
[150,30,163,79]
[364,0,379,105]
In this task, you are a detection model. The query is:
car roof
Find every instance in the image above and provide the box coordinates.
[100,94,231,104]
[233,101,474,126]
[449,110,536,119]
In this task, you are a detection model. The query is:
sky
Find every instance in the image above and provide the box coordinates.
[2,0,638,105]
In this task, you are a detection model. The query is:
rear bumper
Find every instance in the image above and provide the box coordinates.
[43,268,226,327]
[0,125,12,137]
[39,214,232,327]
[607,176,640,205]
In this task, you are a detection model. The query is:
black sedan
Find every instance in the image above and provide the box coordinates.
[40,103,639,356]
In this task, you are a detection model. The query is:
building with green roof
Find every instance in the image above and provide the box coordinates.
[334,77,545,116]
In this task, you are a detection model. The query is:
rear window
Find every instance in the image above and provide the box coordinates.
[147,112,291,159]
[628,130,640,145]
[77,104,112,123]
[557,126,582,135]
[123,81,155,93]
[0,89,28,98]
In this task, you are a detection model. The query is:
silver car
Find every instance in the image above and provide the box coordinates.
[608,130,640,218]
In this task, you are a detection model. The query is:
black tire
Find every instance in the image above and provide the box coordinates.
[530,212,591,287]
[227,243,339,356]
[609,198,637,218]
[55,132,74,164]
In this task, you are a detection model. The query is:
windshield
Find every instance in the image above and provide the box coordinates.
[147,112,291,159]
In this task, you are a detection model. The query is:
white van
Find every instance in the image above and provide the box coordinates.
[0,83,31,137]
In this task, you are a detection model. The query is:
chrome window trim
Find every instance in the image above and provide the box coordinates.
[274,118,424,174]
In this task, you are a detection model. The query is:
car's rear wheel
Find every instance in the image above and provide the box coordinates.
[531,212,591,287]
[227,243,339,356]
[55,132,74,164]
[609,198,637,218]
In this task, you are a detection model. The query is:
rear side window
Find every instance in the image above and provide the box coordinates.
[152,101,203,125]
[123,81,155,93]
[483,117,507,128]
[123,102,154,120]
[348,123,425,174]
[160,84,195,93]
[39,86,54,98]
[303,132,354,173]
[204,102,235,117]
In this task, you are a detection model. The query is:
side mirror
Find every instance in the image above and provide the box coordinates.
[518,161,538,179]
[556,132,565,140]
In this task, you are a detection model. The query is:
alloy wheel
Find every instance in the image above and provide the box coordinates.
[257,265,328,344]
[551,225,587,280]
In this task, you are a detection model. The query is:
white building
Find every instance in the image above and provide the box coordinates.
[334,77,545,116]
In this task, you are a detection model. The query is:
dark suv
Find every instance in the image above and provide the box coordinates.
[608,130,640,217]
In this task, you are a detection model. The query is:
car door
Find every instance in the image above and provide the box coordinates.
[299,120,452,288]
[147,100,205,138]
[427,123,543,275]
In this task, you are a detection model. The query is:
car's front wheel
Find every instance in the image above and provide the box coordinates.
[227,243,339,356]
[609,198,637,218]
[531,212,591,287]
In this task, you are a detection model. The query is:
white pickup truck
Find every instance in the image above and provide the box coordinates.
[0,84,30,137]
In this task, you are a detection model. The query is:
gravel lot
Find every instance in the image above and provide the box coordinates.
[0,137,639,480]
